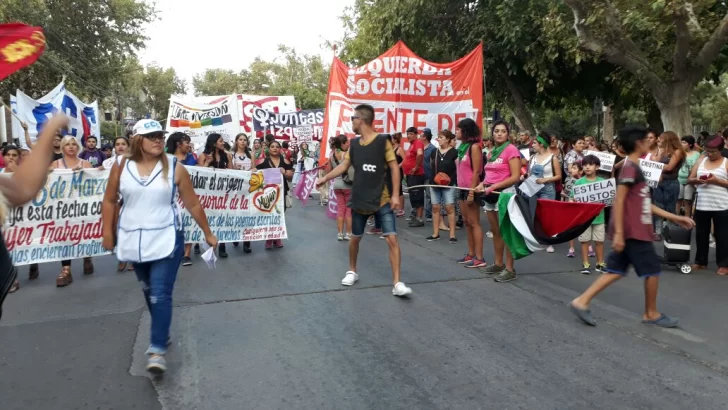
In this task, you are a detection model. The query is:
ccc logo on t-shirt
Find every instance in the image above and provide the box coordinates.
[362,164,377,172]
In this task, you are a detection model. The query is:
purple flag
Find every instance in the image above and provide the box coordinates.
[294,168,318,206]
[326,183,338,219]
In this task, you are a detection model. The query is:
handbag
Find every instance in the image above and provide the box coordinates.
[112,157,128,247]
[0,231,17,320]
[433,149,451,186]
[332,153,354,185]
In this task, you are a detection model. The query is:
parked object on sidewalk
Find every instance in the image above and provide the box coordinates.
[662,222,693,274]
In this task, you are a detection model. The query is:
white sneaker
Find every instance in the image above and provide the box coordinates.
[546,246,555,253]
[341,271,358,286]
[392,282,412,297]
[486,231,494,239]
[337,233,344,241]
[344,233,352,241]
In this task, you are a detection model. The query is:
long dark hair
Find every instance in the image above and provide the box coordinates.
[458,118,481,144]
[165,132,190,154]
[234,133,252,159]
[204,133,224,155]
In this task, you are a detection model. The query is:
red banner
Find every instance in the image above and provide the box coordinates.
[0,23,46,81]
[319,41,483,161]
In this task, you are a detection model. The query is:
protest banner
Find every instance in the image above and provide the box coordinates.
[252,107,324,141]
[11,81,101,148]
[4,167,287,266]
[585,150,616,172]
[572,178,616,206]
[293,167,319,206]
[180,167,287,244]
[326,183,338,219]
[319,41,483,161]
[638,159,664,188]
[240,94,296,136]
[4,169,111,266]
[166,95,240,148]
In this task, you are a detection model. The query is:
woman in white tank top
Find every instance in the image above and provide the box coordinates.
[688,136,728,275]
[101,119,218,375]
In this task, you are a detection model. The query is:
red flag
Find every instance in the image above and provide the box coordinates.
[0,23,46,81]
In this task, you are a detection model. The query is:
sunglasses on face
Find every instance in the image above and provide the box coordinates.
[144,133,165,142]
[350,115,360,121]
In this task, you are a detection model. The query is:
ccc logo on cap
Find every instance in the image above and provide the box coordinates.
[362,164,376,172]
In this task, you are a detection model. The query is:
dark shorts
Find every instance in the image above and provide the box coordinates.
[605,239,661,278]
[351,203,396,237]
[407,175,426,208]
[458,189,481,202]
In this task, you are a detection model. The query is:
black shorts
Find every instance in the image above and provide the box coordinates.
[606,239,661,278]
[407,175,426,207]
[458,189,481,203]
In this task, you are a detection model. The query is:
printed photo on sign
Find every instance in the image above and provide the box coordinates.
[572,178,616,206]
[585,150,616,172]
[638,159,664,188]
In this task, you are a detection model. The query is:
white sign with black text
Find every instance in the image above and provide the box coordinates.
[638,159,664,188]
[585,150,616,172]
[573,178,616,206]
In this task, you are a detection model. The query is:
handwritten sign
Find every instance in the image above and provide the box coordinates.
[294,125,314,142]
[572,178,616,206]
[585,150,616,172]
[638,159,664,188]
[3,167,287,266]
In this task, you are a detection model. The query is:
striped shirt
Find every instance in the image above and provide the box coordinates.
[696,157,728,211]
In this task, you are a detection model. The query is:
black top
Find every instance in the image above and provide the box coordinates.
[52,152,63,162]
[431,148,457,185]
[348,134,389,212]
[258,156,294,196]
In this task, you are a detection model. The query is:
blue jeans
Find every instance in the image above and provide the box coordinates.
[430,186,456,205]
[653,179,679,234]
[352,203,396,237]
[134,231,184,354]
[535,183,556,200]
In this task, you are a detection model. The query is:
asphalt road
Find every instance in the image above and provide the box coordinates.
[2,200,728,410]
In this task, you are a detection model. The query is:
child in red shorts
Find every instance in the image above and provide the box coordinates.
[569,126,695,327]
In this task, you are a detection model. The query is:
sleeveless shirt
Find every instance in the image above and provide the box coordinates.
[116,154,180,263]
[348,135,388,213]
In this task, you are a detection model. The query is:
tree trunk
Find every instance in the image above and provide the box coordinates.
[501,74,536,136]
[655,91,693,137]
[602,105,615,143]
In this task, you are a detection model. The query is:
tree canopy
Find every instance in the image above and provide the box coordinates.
[0,0,156,101]
[191,46,329,109]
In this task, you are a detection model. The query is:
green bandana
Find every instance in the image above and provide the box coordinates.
[457,142,472,160]
[536,135,549,148]
[489,141,511,161]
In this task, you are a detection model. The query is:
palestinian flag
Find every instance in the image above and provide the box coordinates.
[498,193,605,259]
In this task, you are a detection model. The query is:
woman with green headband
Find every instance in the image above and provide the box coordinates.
[528,131,562,201]
[527,131,563,254]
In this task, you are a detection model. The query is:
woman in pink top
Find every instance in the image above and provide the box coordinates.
[478,120,522,283]
[454,118,486,268]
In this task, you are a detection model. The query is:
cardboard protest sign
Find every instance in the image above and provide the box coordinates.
[572,178,616,206]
